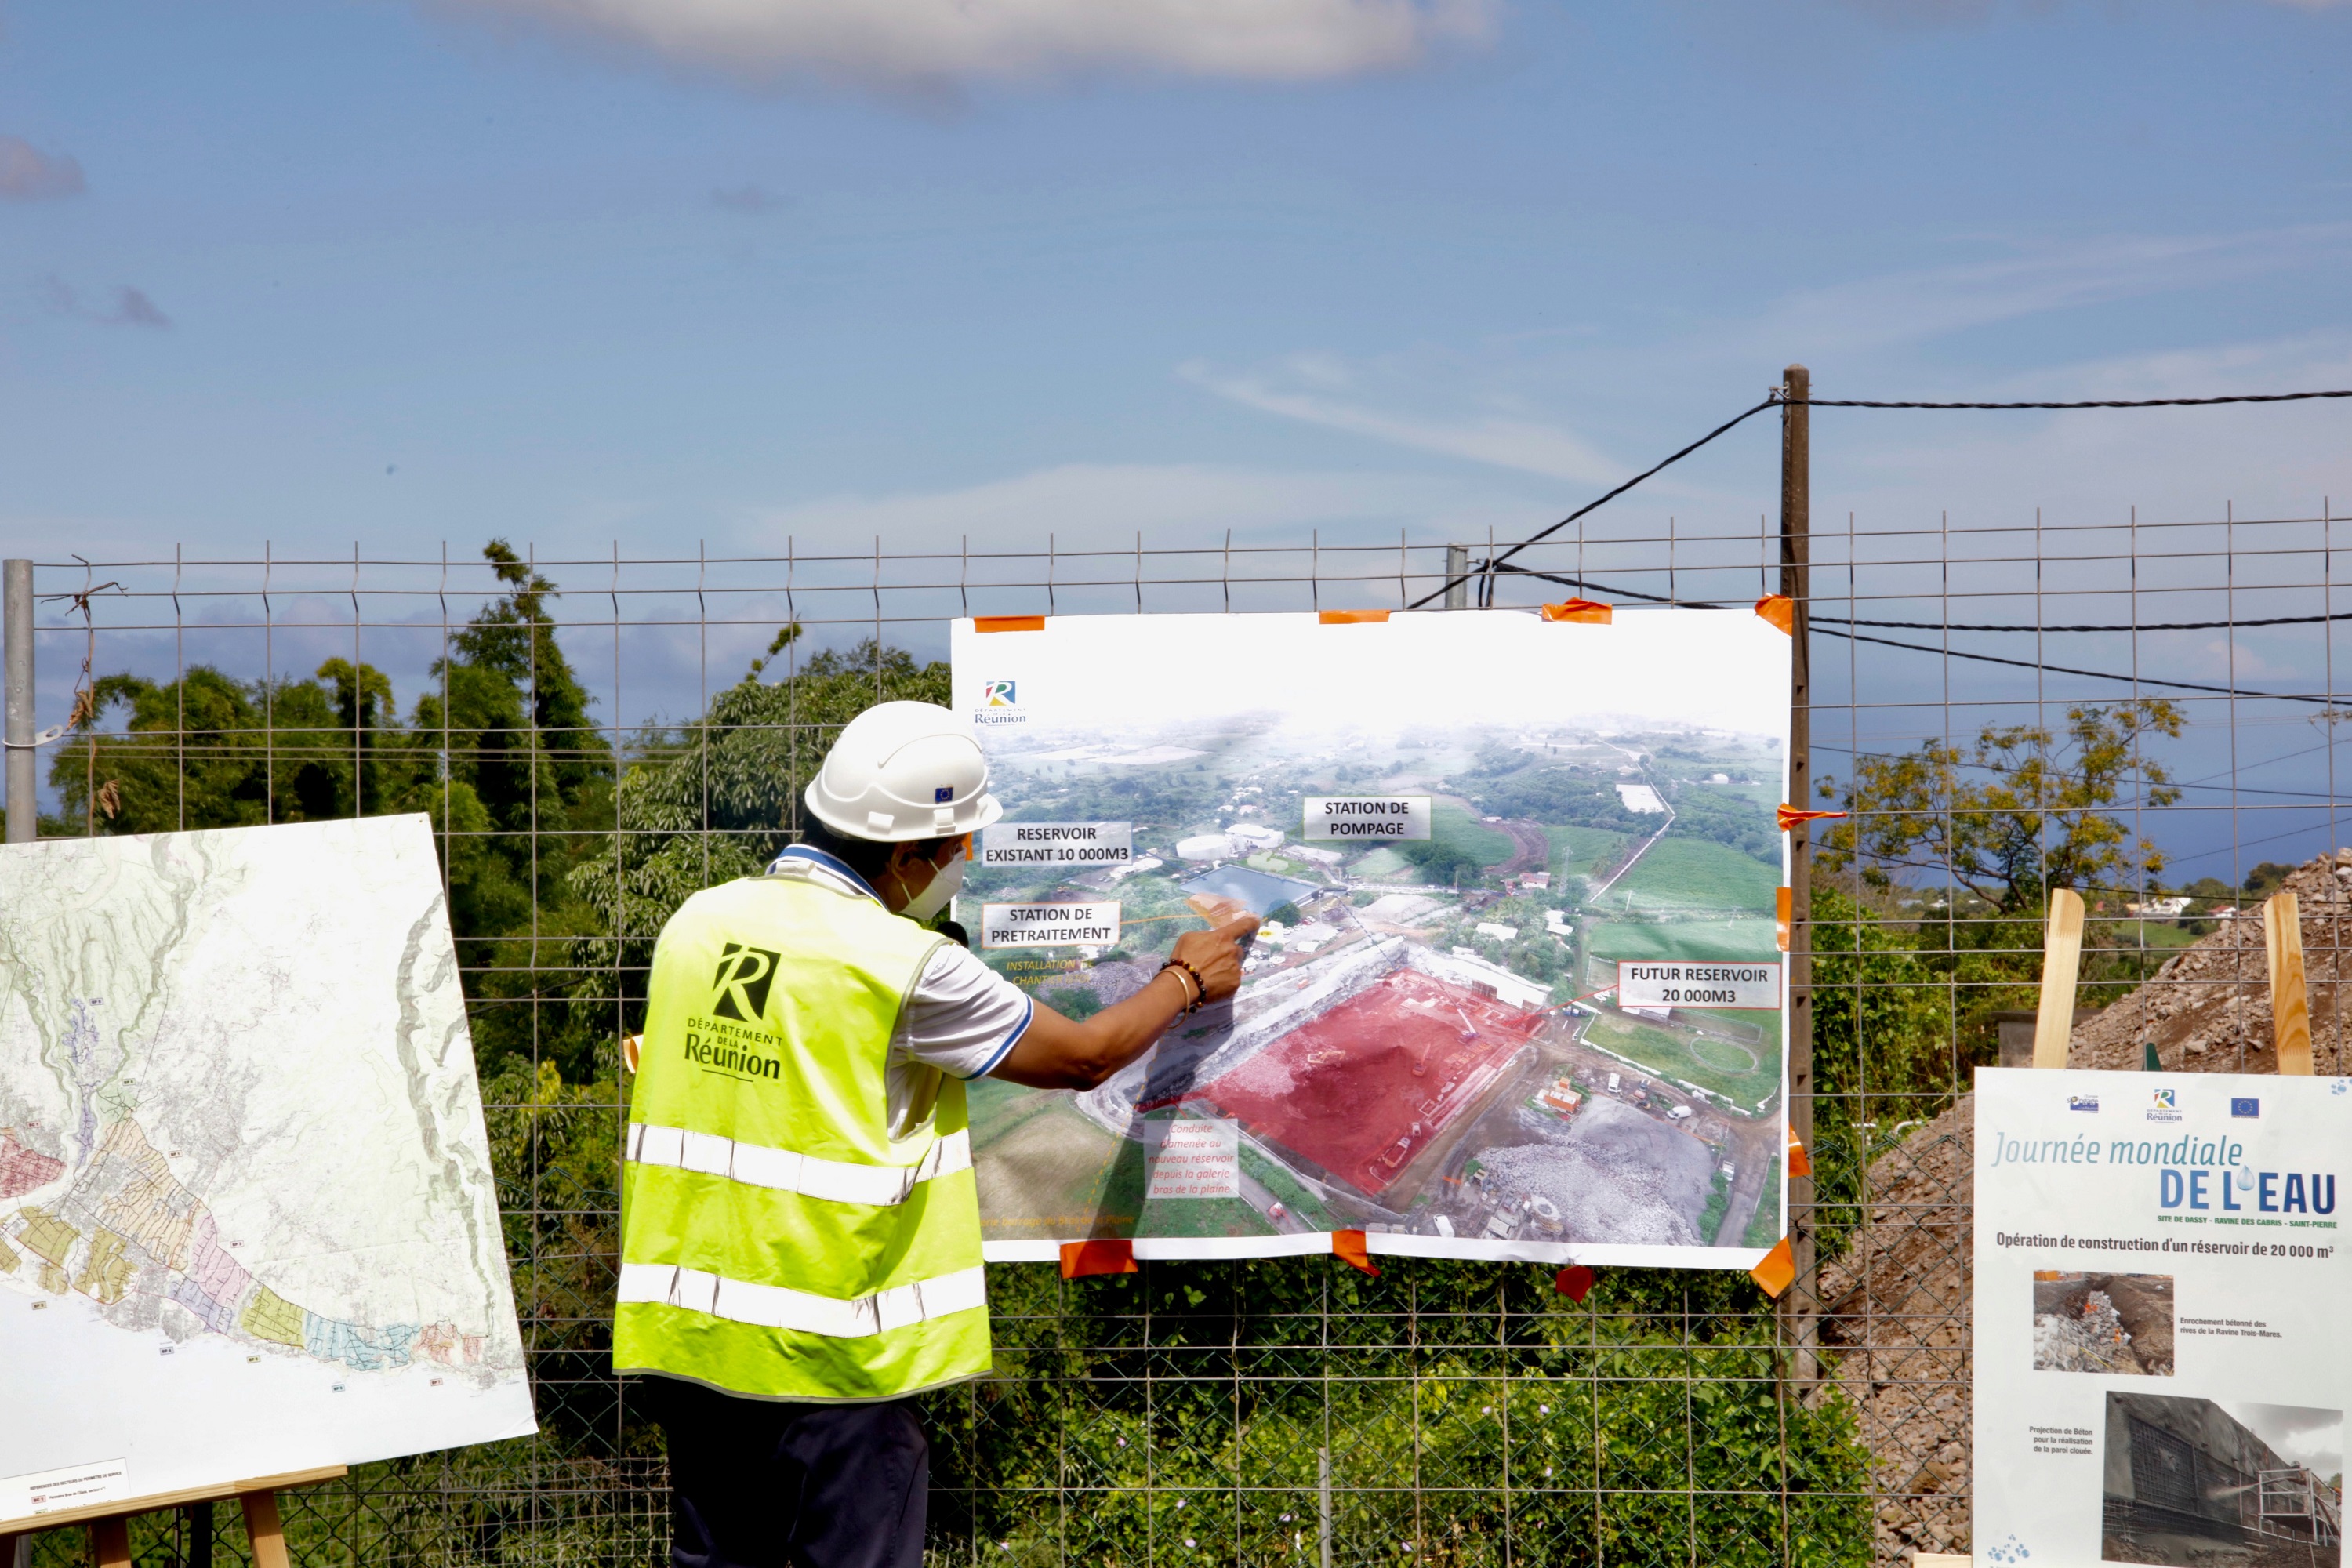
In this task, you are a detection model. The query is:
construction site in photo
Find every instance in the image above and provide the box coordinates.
[956,610,1791,1258]
[1155,964,1542,1201]
[2104,1392,2343,1568]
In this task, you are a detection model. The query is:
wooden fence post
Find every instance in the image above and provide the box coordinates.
[2032,890,2086,1069]
[2265,891,2312,1075]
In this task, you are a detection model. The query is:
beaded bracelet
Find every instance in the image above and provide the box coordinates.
[1157,957,1206,1014]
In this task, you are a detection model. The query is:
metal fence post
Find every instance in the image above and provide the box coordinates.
[1318,1446,1333,1568]
[1777,367,1817,1387]
[5,558,32,844]
[1444,545,1469,610]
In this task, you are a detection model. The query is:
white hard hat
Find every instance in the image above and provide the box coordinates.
[805,701,1004,843]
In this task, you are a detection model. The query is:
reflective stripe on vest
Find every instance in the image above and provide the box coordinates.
[625,1121,971,1207]
[616,1261,986,1339]
[613,872,991,1402]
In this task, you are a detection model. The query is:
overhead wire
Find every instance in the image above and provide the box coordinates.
[1472,561,2348,706]
[1409,383,2352,613]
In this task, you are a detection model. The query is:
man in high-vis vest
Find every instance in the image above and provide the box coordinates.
[616,700,1254,1568]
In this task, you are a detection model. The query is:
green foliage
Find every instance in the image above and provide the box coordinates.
[1817,699,2183,911]
[1398,803,1516,884]
[1806,886,1962,1258]
[562,637,952,1040]
[47,541,617,1081]
[1466,760,1646,835]
[1660,782,1779,866]
[934,1261,1871,1567]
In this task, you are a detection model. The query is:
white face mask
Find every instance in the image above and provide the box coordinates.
[898,851,965,924]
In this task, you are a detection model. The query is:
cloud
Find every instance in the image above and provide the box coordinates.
[711,183,790,212]
[1182,361,1625,483]
[422,0,1490,88]
[0,136,85,201]
[2230,1403,2343,1482]
[751,460,1526,552]
[41,278,172,328]
[1748,226,2352,358]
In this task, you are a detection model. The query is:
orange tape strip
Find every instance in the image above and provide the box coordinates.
[975,615,1046,633]
[1539,599,1612,624]
[1776,804,1848,833]
[1330,1230,1381,1276]
[1776,887,1791,952]
[1059,1239,1138,1279]
[1749,1236,1795,1298]
[1785,1126,1811,1179]
[1318,610,1391,625]
[1755,594,1794,635]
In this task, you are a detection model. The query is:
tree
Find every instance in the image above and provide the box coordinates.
[48,541,617,1082]
[1815,699,2183,912]
[564,636,951,1040]
[47,661,426,835]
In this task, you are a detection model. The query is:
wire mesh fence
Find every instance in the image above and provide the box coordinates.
[9,496,2348,1567]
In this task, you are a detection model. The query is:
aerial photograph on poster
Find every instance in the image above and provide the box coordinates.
[950,608,1791,1268]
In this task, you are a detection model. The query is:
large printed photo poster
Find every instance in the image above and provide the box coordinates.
[950,609,1791,1267]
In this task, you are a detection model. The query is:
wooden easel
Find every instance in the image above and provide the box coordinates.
[0,1466,343,1568]
[2024,886,2312,1074]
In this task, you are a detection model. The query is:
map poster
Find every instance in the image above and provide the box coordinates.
[1973,1068,2350,1568]
[951,608,1791,1268]
[0,817,535,1528]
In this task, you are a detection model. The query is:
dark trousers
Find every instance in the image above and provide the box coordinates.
[648,1378,929,1568]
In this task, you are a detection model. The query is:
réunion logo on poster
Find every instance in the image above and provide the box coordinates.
[975,680,1025,725]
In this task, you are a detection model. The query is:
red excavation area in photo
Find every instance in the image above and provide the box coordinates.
[1162,971,1545,1197]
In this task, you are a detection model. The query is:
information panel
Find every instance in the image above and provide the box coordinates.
[1617,960,1781,1011]
[979,821,1134,869]
[0,818,535,1530]
[1302,797,1432,842]
[1973,1067,2350,1568]
[981,901,1123,949]
[953,608,1791,1269]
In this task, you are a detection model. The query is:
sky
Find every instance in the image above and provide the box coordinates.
[5,0,2352,871]
[2234,1400,2344,1485]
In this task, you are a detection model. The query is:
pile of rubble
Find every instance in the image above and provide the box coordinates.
[2069,849,2352,1073]
[1813,848,2352,1561]
[2031,1291,2136,1374]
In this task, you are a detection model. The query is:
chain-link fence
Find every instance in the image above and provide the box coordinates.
[10,486,2350,1567]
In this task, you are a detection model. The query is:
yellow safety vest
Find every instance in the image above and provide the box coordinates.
[612,866,991,1401]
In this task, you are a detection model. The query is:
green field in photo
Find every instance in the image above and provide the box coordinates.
[1606,837,1780,911]
[1546,825,1629,880]
[1586,917,1779,965]
[1432,801,1515,868]
[1582,1012,1778,1107]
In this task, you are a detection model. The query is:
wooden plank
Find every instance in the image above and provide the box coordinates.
[2267,891,2314,1076]
[0,1468,346,1537]
[2033,888,2087,1069]
[89,1518,131,1568]
[240,1492,289,1568]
